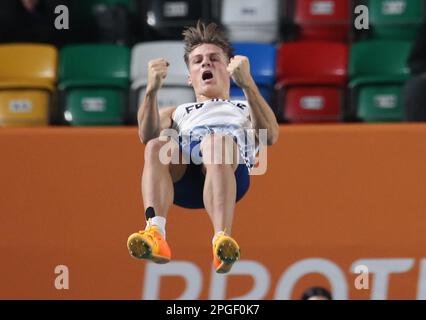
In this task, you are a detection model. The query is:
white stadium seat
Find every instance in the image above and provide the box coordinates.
[221,0,280,43]
[130,41,195,113]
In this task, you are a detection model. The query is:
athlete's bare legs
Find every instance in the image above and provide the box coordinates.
[142,137,186,218]
[128,137,184,262]
[200,134,240,236]
[129,133,241,271]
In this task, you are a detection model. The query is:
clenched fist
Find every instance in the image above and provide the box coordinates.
[227,55,254,90]
[146,58,169,93]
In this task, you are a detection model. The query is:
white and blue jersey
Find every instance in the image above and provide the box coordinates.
[171,98,254,209]
[172,98,257,170]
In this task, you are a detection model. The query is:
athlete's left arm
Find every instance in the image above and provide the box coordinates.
[227,55,279,145]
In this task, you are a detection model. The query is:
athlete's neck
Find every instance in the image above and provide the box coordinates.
[196,94,230,103]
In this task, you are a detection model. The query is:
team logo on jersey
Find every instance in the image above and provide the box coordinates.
[185,103,204,114]
[185,100,247,114]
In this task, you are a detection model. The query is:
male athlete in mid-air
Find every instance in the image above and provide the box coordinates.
[127,21,279,273]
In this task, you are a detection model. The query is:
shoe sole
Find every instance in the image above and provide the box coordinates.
[127,233,170,264]
[215,237,240,273]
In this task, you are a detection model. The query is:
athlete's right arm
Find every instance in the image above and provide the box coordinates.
[138,58,174,144]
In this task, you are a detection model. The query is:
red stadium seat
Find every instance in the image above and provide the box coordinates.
[276,41,348,123]
[294,0,350,41]
[285,87,341,122]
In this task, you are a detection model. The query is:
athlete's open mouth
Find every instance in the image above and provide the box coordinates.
[202,70,214,81]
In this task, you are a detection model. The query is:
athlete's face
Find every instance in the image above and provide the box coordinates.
[187,43,231,102]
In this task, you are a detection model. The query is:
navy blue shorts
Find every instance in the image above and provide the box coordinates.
[173,139,250,209]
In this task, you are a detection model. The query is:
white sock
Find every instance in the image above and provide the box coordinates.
[212,230,227,245]
[146,216,166,239]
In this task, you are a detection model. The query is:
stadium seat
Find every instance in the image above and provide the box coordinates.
[293,0,350,41]
[349,40,412,122]
[130,41,195,122]
[0,44,57,127]
[220,0,280,43]
[368,0,425,40]
[138,0,216,40]
[230,43,276,106]
[276,41,348,123]
[58,44,130,126]
[72,0,134,44]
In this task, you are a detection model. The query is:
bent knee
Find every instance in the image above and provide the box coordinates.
[200,134,239,167]
[145,138,166,153]
[200,134,237,156]
[145,138,181,167]
[200,133,231,148]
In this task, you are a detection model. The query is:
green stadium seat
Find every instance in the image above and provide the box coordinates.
[58,44,130,126]
[348,40,412,122]
[369,0,425,40]
[357,85,404,122]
